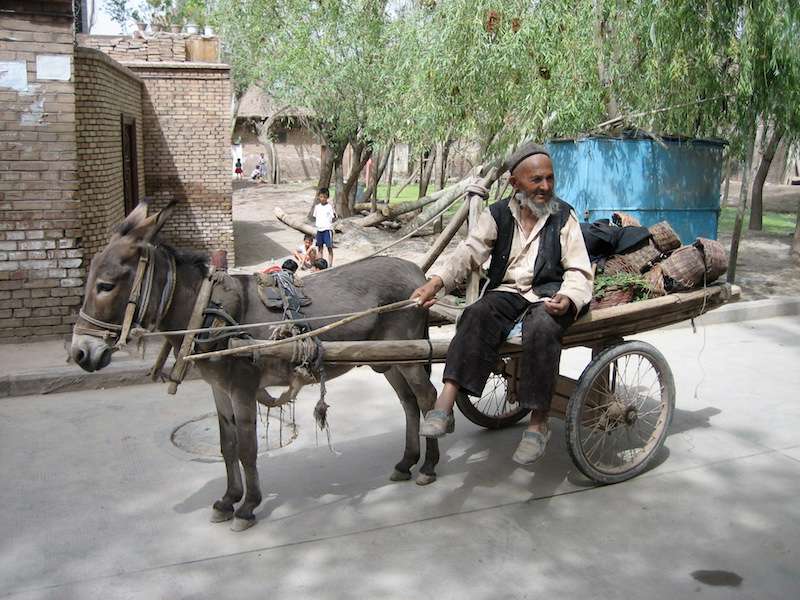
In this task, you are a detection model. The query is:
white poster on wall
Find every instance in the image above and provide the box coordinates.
[0,61,28,91]
[36,55,71,81]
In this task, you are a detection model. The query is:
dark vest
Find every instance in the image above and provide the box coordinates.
[485,196,574,298]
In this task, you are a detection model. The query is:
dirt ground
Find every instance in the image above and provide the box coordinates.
[232,180,800,301]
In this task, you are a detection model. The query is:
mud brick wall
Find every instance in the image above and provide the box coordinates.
[74,47,145,260]
[0,10,84,341]
[128,63,234,262]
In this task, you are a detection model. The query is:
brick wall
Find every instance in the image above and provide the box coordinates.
[130,63,234,262]
[74,47,145,260]
[0,10,84,340]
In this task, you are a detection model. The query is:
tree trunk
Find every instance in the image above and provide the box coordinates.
[341,141,372,216]
[365,146,392,211]
[728,125,757,284]
[418,146,437,198]
[594,0,619,121]
[749,124,783,231]
[334,160,345,216]
[317,145,335,194]
[791,201,800,265]
[385,145,395,203]
[434,139,453,233]
[308,144,343,219]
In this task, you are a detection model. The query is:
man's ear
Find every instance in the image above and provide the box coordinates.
[508,173,518,191]
[128,201,177,243]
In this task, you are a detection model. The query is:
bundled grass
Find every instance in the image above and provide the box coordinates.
[593,272,655,303]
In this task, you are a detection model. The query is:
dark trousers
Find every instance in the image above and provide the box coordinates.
[443,291,574,411]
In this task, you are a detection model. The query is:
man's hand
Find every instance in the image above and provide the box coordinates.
[543,293,572,317]
[411,276,444,309]
[465,182,489,199]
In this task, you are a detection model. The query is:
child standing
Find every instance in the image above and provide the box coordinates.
[234,157,243,179]
[313,187,336,266]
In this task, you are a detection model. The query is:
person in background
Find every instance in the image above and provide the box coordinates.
[234,157,243,179]
[312,258,329,271]
[293,233,318,269]
[313,188,336,266]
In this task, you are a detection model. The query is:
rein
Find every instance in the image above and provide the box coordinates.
[75,244,177,349]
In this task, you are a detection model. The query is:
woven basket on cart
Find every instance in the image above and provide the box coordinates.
[621,240,663,274]
[693,237,728,282]
[590,287,635,310]
[644,263,667,297]
[660,245,706,291]
[602,255,636,276]
[649,221,681,253]
[612,211,641,227]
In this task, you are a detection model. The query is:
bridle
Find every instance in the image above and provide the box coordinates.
[76,244,177,348]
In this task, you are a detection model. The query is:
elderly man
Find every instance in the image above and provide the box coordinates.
[411,142,593,465]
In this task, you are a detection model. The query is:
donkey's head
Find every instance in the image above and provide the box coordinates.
[71,201,175,372]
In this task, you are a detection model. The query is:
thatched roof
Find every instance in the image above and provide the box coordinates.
[236,85,314,119]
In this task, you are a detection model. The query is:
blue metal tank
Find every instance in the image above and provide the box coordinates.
[546,135,726,243]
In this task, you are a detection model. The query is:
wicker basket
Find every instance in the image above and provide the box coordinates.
[612,211,642,228]
[694,237,728,282]
[660,245,706,291]
[621,239,663,274]
[590,287,635,310]
[602,255,636,276]
[649,221,681,253]
[645,263,666,297]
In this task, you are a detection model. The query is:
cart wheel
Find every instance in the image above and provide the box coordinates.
[566,340,675,484]
[455,357,531,429]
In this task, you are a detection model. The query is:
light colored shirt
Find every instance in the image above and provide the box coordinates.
[313,203,336,231]
[432,196,594,312]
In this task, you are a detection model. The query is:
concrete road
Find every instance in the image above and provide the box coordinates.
[1,317,799,599]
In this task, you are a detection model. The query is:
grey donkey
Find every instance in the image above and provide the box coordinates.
[70,202,440,531]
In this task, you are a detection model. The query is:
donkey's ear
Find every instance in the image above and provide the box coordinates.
[128,201,177,242]
[112,200,150,239]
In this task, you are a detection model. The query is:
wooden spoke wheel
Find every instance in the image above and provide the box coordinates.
[455,357,530,429]
[566,340,675,484]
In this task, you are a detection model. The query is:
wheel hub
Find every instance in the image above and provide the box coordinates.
[624,405,638,425]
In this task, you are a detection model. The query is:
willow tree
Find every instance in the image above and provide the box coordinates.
[213,0,395,215]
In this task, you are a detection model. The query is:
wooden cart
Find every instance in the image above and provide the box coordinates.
[230,282,739,484]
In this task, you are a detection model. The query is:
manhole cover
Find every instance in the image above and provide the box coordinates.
[171,411,298,457]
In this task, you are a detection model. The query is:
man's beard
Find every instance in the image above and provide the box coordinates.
[516,192,558,219]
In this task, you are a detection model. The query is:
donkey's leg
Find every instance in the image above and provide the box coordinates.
[229,384,263,532]
[397,365,440,486]
[211,385,243,523]
[383,367,422,482]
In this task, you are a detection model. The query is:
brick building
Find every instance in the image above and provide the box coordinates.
[0,1,233,341]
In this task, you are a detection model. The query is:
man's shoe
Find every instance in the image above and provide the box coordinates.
[420,409,455,438]
[512,428,551,465]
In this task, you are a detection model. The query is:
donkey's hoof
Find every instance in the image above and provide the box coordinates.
[210,508,234,523]
[389,469,412,482]
[416,472,437,486]
[230,516,256,532]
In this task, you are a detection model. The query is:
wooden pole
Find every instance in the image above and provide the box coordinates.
[185,299,418,363]
[419,166,499,273]
[167,274,215,394]
[225,284,739,364]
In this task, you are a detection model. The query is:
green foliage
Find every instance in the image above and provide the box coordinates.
[593,272,653,302]
[212,0,800,165]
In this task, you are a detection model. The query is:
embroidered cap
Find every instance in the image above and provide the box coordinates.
[504,141,550,174]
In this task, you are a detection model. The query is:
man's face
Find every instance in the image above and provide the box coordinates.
[510,154,555,205]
